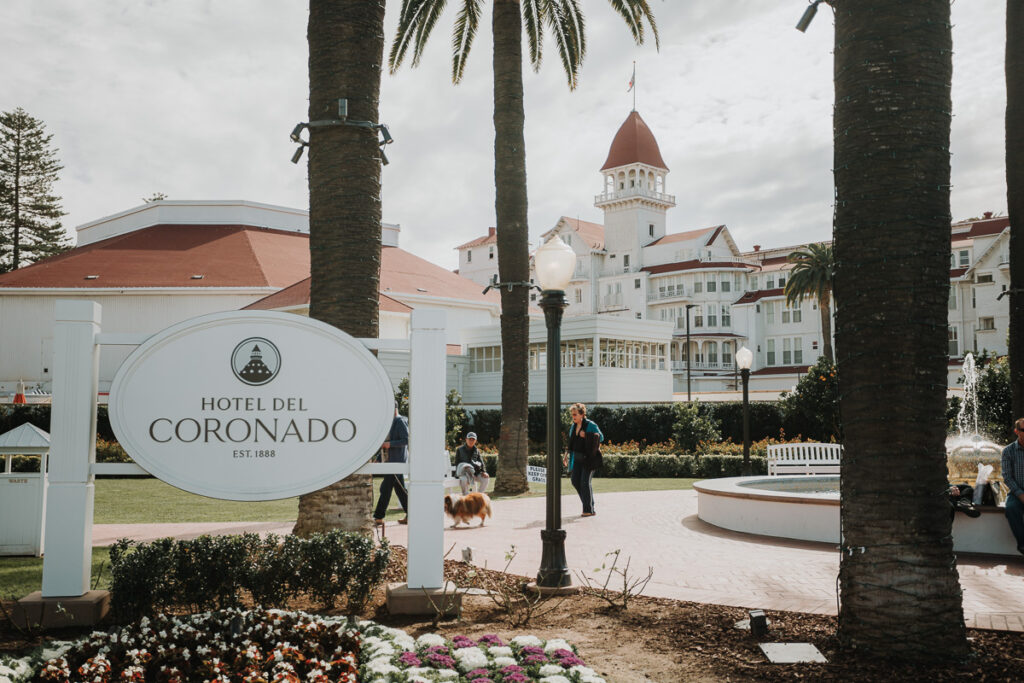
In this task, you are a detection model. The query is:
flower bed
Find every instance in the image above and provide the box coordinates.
[1,611,604,683]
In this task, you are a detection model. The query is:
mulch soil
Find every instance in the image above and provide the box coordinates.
[3,544,1023,681]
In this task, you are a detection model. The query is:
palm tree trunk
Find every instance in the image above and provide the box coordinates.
[832,0,966,659]
[293,0,386,536]
[819,293,833,364]
[1008,1,1024,422]
[491,0,530,495]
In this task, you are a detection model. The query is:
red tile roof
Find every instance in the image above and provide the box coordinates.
[751,365,810,376]
[642,260,753,275]
[380,246,500,303]
[733,288,785,305]
[244,280,413,314]
[455,227,497,250]
[562,217,605,250]
[647,226,718,247]
[0,225,309,289]
[600,111,668,171]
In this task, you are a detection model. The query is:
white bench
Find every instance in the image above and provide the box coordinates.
[766,443,842,476]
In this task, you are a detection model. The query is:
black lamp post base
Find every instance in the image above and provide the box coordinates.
[536,528,572,588]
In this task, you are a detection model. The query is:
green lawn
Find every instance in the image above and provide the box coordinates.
[0,547,110,600]
[93,476,696,524]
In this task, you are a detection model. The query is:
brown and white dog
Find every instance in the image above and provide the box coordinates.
[444,492,492,528]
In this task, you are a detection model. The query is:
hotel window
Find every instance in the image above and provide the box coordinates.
[793,337,803,364]
[976,273,994,284]
[750,276,758,290]
[528,343,547,370]
[782,304,802,324]
[623,254,631,270]
[634,278,641,289]
[707,278,717,292]
[766,301,775,324]
[694,308,704,328]
[561,339,594,367]
[972,288,977,308]
[575,288,582,303]
[707,342,718,364]
[649,223,655,237]
[734,274,742,291]
[694,279,703,294]
[948,326,959,356]
[489,246,495,259]
[766,339,776,366]
[470,345,502,373]
[467,250,472,263]
[783,338,792,365]
[948,286,957,310]
[722,341,733,365]
[777,275,786,288]
[959,250,969,267]
[979,317,996,331]
[721,277,731,292]
[766,276,775,289]
[706,304,717,327]
[636,312,642,319]
[721,305,731,327]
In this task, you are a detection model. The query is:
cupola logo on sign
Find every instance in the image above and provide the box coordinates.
[108,311,395,501]
[231,338,280,385]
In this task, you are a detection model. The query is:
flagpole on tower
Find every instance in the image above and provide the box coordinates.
[628,61,636,111]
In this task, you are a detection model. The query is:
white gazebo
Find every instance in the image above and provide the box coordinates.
[0,423,51,556]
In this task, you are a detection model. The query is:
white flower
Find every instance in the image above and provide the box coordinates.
[539,676,572,683]
[416,633,447,648]
[487,645,513,657]
[569,665,600,679]
[436,669,459,679]
[492,656,517,668]
[544,639,572,654]
[511,635,543,647]
[540,664,564,675]
[365,658,400,675]
[453,647,488,671]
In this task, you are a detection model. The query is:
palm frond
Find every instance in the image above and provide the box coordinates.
[605,0,660,49]
[451,0,482,83]
[522,0,545,72]
[785,243,834,307]
[545,0,586,90]
[390,0,445,72]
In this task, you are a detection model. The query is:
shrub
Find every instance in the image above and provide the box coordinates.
[975,355,1012,441]
[778,357,841,442]
[107,531,391,622]
[672,401,721,452]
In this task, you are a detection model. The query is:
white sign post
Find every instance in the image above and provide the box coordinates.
[32,301,447,623]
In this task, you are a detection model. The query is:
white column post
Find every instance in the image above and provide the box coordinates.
[41,300,101,597]
[406,309,446,589]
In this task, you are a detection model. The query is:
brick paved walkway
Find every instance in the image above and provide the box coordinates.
[93,489,1024,632]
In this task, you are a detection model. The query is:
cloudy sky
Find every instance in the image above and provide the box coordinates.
[2,0,1007,271]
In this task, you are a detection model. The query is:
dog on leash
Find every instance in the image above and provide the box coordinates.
[444,492,492,528]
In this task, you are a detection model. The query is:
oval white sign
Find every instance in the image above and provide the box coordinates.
[109,311,395,501]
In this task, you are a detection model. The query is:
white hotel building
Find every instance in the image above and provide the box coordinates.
[0,111,1010,406]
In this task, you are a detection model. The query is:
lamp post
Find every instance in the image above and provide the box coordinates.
[685,304,698,401]
[736,345,753,476]
[533,235,577,589]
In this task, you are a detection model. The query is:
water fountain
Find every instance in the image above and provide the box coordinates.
[945,353,1003,482]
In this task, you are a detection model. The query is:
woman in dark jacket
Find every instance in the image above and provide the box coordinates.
[562,402,604,517]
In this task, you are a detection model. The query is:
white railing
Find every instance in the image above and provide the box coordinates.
[670,361,734,372]
[648,287,690,302]
[594,187,676,205]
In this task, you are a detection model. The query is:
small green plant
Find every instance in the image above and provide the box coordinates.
[672,401,721,452]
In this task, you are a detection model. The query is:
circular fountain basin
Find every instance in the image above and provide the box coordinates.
[694,475,1018,555]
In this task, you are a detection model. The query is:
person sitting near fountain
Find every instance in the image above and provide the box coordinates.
[948,484,981,519]
[1001,417,1024,555]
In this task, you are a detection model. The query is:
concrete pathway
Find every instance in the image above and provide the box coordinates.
[92,490,1024,632]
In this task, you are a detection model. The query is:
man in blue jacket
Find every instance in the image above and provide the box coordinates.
[374,408,409,526]
[1002,417,1024,554]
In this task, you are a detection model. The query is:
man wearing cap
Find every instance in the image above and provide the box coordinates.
[454,432,489,495]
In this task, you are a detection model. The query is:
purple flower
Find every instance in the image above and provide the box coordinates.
[452,636,477,648]
[426,645,450,655]
[499,665,525,675]
[466,669,491,678]
[551,649,575,659]
[558,655,586,667]
[520,646,545,656]
[398,651,422,667]
[478,634,505,647]
[470,678,494,683]
[523,654,548,664]
[426,653,457,669]
[502,674,531,683]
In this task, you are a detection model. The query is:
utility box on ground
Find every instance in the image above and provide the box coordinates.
[0,423,50,556]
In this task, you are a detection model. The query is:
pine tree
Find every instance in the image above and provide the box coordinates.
[0,108,70,272]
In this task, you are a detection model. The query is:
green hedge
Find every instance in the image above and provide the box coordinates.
[0,404,116,441]
[473,453,766,479]
[108,531,390,622]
